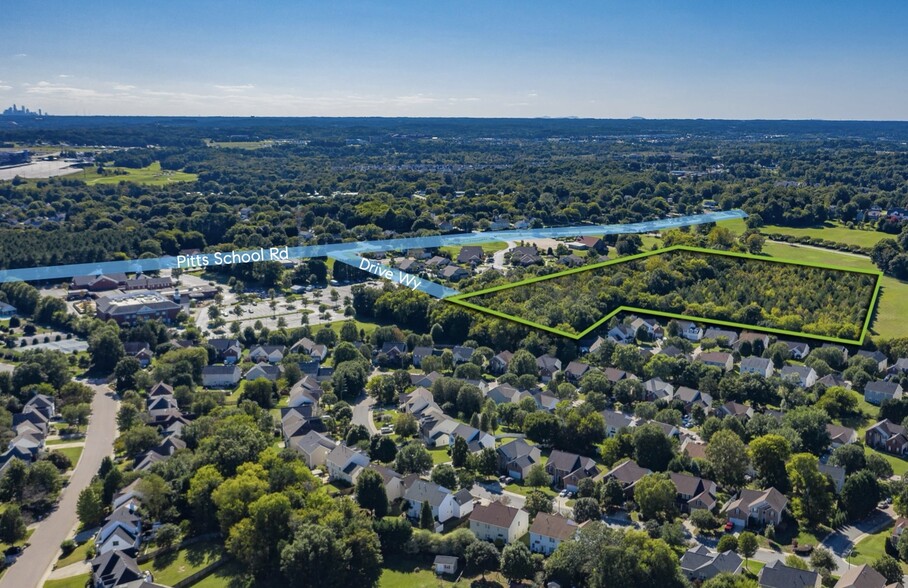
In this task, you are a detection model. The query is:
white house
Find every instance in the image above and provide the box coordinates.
[201,365,241,388]
[780,365,817,388]
[469,502,529,544]
[434,555,458,575]
[529,513,580,555]
[325,445,369,484]
[740,356,774,378]
[289,430,337,468]
[403,479,457,523]
[249,345,286,363]
[680,321,704,341]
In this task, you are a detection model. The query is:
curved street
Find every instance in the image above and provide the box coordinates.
[0,381,119,588]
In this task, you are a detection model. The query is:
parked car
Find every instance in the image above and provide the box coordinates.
[380,425,394,435]
[724,520,734,532]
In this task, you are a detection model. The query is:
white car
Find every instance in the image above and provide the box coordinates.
[380,425,394,435]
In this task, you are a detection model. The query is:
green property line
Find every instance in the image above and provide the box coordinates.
[446,245,883,346]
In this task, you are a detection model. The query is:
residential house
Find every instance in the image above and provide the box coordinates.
[201,365,241,388]
[536,355,562,381]
[134,436,186,471]
[249,344,286,363]
[0,302,17,317]
[607,324,636,344]
[123,342,153,367]
[546,450,599,491]
[452,346,474,364]
[780,365,818,388]
[758,560,820,588]
[288,430,337,468]
[244,364,282,382]
[208,338,242,364]
[490,351,513,375]
[410,371,442,388]
[457,246,485,265]
[783,341,811,360]
[857,350,889,373]
[738,332,771,353]
[601,410,637,437]
[148,382,174,398]
[722,487,788,529]
[818,373,849,389]
[719,401,754,421]
[865,419,908,456]
[703,328,739,346]
[680,545,743,583]
[281,406,327,441]
[368,464,406,501]
[826,424,858,449]
[601,459,651,497]
[740,356,774,378]
[604,367,634,383]
[564,360,590,383]
[643,378,674,402]
[529,513,580,555]
[23,393,55,420]
[325,445,369,485]
[675,387,713,414]
[497,439,542,480]
[819,463,847,493]
[91,551,143,588]
[532,390,559,412]
[434,555,459,576]
[96,506,142,555]
[864,381,903,406]
[411,346,434,368]
[681,439,708,461]
[440,265,470,281]
[630,317,664,340]
[669,472,718,513]
[888,358,908,375]
[699,351,734,372]
[680,321,704,342]
[403,478,457,523]
[571,236,606,253]
[834,564,889,588]
[469,502,529,544]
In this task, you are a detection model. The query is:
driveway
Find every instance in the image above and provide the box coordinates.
[470,482,526,510]
[0,381,119,588]
[821,507,895,571]
[352,393,379,436]
[492,241,517,270]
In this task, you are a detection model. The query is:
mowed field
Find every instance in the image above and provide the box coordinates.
[720,217,890,248]
[78,162,198,186]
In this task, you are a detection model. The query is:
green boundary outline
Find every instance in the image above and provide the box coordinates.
[446,245,883,345]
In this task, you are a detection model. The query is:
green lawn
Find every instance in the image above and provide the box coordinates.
[379,555,505,588]
[77,161,197,186]
[847,525,907,571]
[55,538,94,569]
[759,241,908,340]
[43,572,91,588]
[439,241,509,258]
[428,447,451,465]
[0,528,33,554]
[744,560,765,575]
[311,318,380,338]
[189,560,256,588]
[45,437,84,446]
[505,482,557,498]
[720,218,889,249]
[53,446,84,468]
[139,541,225,586]
[865,446,908,477]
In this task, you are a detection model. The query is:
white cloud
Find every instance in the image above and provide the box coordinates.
[12,53,27,58]
[213,84,255,92]
[112,84,136,91]
[58,74,72,79]
[0,86,11,92]
[25,81,111,99]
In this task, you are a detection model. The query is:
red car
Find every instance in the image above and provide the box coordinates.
[724,521,734,532]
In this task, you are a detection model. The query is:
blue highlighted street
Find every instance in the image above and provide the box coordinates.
[328,251,461,299]
[0,209,746,286]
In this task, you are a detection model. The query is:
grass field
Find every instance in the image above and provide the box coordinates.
[77,161,197,186]
[55,538,94,569]
[439,242,510,258]
[43,572,91,588]
[379,555,507,588]
[847,526,907,571]
[139,541,225,586]
[311,318,381,338]
[428,447,451,465]
[53,446,84,468]
[720,218,889,248]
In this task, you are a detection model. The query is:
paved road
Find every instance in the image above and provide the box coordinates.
[821,507,895,572]
[0,381,119,588]
[352,393,379,436]
[470,483,527,510]
[492,241,517,270]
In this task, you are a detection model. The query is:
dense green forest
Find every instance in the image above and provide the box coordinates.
[2,118,908,270]
[459,249,877,339]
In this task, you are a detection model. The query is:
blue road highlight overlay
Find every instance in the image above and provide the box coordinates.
[328,251,460,299]
[0,210,746,295]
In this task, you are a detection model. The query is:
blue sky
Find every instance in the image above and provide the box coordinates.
[2,1,907,119]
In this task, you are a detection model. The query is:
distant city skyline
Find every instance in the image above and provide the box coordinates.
[2,1,908,120]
